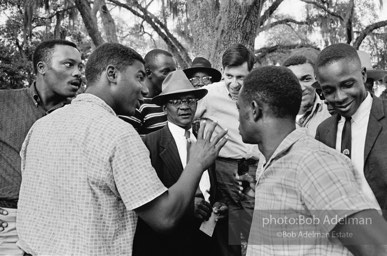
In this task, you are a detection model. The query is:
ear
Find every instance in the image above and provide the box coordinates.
[106,65,117,83]
[251,100,262,122]
[162,104,168,113]
[37,61,47,75]
[361,67,367,83]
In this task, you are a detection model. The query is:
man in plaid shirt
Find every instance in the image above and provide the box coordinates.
[237,66,387,255]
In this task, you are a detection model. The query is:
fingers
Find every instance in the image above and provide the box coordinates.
[195,201,212,221]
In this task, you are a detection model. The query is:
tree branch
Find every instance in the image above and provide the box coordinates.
[301,0,343,21]
[255,43,319,60]
[107,0,191,67]
[257,0,285,27]
[353,20,387,49]
[257,18,312,33]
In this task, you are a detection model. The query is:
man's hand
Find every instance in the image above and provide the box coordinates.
[188,119,228,170]
[213,202,228,221]
[194,197,212,221]
[236,173,255,198]
[0,208,8,232]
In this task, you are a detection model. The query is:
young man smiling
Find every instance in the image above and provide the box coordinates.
[315,43,387,219]
[237,65,387,256]
[283,54,330,136]
[195,44,260,256]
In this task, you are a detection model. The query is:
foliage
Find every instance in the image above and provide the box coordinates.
[1,0,387,89]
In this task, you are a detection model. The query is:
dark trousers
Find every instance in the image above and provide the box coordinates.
[213,157,256,256]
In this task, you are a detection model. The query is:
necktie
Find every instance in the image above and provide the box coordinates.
[185,130,191,163]
[341,117,351,158]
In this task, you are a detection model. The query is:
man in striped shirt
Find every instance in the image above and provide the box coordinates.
[120,49,176,135]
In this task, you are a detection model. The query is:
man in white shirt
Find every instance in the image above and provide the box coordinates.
[283,53,330,136]
[315,43,387,219]
[134,70,227,256]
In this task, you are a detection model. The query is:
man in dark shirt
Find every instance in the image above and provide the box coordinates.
[120,49,176,135]
[0,39,83,255]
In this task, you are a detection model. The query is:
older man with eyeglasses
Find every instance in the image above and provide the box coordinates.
[184,57,222,88]
[133,70,227,256]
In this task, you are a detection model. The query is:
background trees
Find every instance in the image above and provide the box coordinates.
[1,0,386,89]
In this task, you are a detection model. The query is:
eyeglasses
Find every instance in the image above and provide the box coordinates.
[189,76,212,87]
[168,98,197,106]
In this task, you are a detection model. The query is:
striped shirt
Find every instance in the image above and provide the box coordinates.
[246,128,379,256]
[120,98,167,136]
[17,93,167,255]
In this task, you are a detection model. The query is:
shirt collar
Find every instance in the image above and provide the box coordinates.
[350,92,372,124]
[262,128,306,169]
[168,121,192,137]
[28,82,42,107]
[73,93,117,116]
[27,82,72,113]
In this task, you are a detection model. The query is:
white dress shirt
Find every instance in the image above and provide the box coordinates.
[168,122,211,201]
[335,93,379,207]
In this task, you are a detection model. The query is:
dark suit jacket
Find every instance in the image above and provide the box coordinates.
[315,96,387,219]
[133,125,217,256]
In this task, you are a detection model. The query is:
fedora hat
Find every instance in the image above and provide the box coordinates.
[357,50,387,81]
[152,70,208,105]
[183,57,222,82]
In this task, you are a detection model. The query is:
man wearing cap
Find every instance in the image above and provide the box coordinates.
[184,57,222,88]
[315,43,387,220]
[195,44,260,256]
[283,53,330,136]
[133,70,227,256]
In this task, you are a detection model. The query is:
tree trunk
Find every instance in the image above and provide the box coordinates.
[94,0,118,43]
[74,0,105,47]
[187,0,282,69]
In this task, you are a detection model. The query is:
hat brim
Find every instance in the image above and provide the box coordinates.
[367,70,387,81]
[183,67,222,83]
[152,88,208,106]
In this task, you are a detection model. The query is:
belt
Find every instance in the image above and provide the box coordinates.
[0,198,18,209]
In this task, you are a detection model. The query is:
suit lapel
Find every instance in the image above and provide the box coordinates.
[364,97,384,162]
[324,114,340,149]
[159,126,184,183]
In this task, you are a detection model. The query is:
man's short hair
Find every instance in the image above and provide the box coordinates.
[240,66,302,118]
[32,39,78,74]
[85,43,144,85]
[316,43,360,77]
[144,49,173,70]
[282,55,314,68]
[222,44,255,71]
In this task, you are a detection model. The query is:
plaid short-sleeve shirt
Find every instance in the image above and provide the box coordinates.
[246,128,379,256]
[17,94,167,255]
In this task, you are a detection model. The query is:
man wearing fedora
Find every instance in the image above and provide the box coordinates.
[315,43,387,220]
[184,57,222,88]
[133,70,227,256]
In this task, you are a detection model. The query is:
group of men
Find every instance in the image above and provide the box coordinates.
[0,38,387,256]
